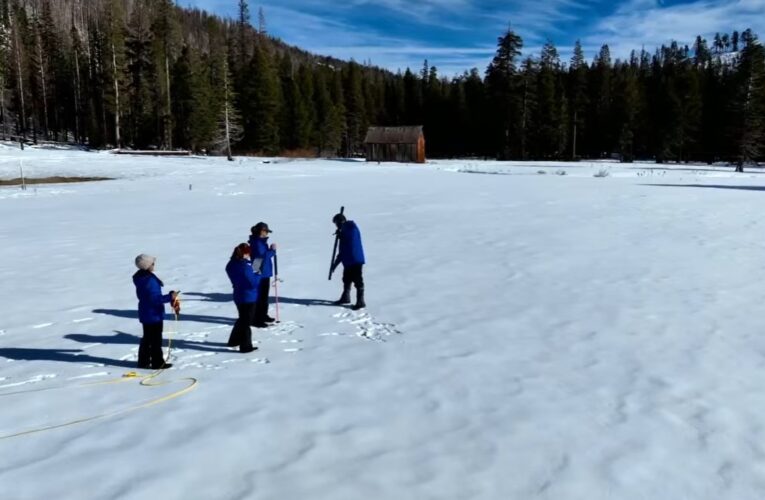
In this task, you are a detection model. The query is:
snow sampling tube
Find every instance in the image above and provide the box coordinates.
[0,314,198,440]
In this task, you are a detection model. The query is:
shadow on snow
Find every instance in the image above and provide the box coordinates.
[184,292,338,307]
[643,183,765,192]
[93,308,233,325]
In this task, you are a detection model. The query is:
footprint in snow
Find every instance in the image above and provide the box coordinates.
[283,348,302,353]
[67,372,110,381]
[222,358,246,364]
[0,373,57,389]
[334,310,402,342]
[178,352,217,360]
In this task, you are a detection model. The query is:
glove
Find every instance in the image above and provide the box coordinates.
[170,291,181,314]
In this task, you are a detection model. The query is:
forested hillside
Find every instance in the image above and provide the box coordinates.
[0,0,763,165]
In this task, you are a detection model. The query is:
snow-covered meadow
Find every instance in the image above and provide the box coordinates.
[3,145,765,499]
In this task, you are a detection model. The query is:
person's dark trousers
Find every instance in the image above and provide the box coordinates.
[138,322,166,369]
[343,264,365,309]
[229,302,256,352]
[253,277,271,324]
[343,264,364,291]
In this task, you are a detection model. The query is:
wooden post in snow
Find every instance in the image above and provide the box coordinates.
[19,160,26,191]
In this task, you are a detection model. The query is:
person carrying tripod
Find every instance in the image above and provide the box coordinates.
[330,212,366,310]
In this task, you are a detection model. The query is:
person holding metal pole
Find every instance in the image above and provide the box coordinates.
[330,211,366,310]
[249,222,277,328]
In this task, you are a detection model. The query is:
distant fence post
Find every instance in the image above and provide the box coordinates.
[19,160,26,191]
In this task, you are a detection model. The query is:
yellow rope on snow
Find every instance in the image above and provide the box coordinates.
[0,312,198,440]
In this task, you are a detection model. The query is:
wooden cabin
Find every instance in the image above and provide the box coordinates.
[364,126,426,164]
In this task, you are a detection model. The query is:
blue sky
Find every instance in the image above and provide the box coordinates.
[184,0,765,75]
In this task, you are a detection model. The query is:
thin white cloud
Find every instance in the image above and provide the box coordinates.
[183,0,765,75]
[584,0,765,59]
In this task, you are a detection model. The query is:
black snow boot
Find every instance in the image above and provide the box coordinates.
[334,284,352,305]
[351,288,366,311]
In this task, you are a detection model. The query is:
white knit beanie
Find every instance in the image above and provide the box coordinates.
[135,254,156,271]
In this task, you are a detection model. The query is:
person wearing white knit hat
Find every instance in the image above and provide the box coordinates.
[133,254,180,369]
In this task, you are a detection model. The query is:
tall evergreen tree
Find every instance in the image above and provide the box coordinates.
[485,29,523,159]
[569,39,588,159]
[732,33,765,170]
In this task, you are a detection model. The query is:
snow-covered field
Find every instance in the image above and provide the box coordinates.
[3,144,765,499]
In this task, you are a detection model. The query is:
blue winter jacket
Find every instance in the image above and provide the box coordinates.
[337,221,366,267]
[248,235,276,278]
[226,258,261,304]
[133,270,172,324]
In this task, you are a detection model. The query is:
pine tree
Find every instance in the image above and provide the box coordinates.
[569,39,588,159]
[485,29,523,159]
[237,0,250,66]
[0,6,11,140]
[106,0,127,147]
[693,36,710,67]
[125,2,156,148]
[313,67,343,156]
[152,0,180,149]
[344,61,366,156]
[215,58,242,160]
[536,41,561,158]
[592,45,613,157]
[171,45,194,149]
[296,64,316,148]
[8,3,28,144]
[733,34,765,170]
[519,57,537,160]
[258,7,266,35]
[277,54,311,151]
[244,41,280,153]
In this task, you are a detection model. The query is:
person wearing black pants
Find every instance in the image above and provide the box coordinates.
[254,278,271,325]
[228,302,257,350]
[249,222,277,327]
[343,264,364,304]
[133,253,179,369]
[225,243,261,353]
[139,323,166,369]
[330,213,367,310]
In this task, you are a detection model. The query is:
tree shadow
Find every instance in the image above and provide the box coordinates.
[0,347,136,368]
[183,292,232,303]
[643,183,765,192]
[66,331,232,352]
[93,308,233,325]
[183,292,340,307]
[277,296,339,307]
[325,158,365,163]
[631,166,765,175]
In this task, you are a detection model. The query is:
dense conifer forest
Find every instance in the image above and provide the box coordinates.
[1,0,763,165]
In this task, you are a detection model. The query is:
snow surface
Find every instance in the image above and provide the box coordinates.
[3,145,765,499]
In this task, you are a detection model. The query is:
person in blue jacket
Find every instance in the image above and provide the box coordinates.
[225,243,260,353]
[330,213,366,310]
[133,254,180,369]
[249,222,277,327]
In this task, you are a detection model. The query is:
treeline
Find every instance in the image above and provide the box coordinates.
[0,0,764,165]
